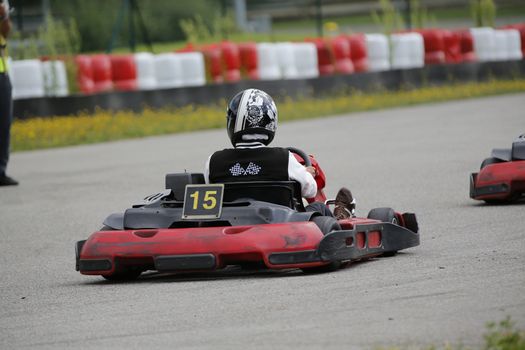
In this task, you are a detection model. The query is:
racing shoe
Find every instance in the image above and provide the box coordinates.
[333,187,355,220]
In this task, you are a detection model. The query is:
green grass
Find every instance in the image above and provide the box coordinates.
[11,79,525,152]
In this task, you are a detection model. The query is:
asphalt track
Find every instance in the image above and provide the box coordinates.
[1,93,524,349]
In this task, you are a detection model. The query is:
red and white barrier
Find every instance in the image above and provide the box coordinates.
[11,59,45,99]
[256,43,282,80]
[391,32,424,69]
[365,34,390,71]
[178,52,206,87]
[154,53,183,89]
[134,52,157,90]
[42,60,69,96]
[293,43,319,78]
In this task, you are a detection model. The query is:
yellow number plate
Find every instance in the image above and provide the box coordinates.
[182,184,224,220]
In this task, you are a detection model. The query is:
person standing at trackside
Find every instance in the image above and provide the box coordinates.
[0,0,18,186]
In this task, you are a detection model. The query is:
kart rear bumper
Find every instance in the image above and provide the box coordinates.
[470,160,525,201]
[77,220,419,276]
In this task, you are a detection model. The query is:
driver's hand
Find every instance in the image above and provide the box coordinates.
[305,166,317,177]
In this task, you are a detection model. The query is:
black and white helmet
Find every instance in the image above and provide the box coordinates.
[226,88,278,146]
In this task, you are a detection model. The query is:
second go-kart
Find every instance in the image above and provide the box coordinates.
[76,148,420,281]
[470,134,525,203]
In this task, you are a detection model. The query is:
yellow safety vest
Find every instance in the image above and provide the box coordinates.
[0,34,7,73]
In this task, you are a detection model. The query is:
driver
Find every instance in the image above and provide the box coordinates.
[204,88,355,219]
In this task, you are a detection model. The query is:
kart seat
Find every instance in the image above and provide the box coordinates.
[222,181,305,211]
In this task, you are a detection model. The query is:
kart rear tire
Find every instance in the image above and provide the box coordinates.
[367,207,398,257]
[480,157,503,169]
[312,215,341,235]
[302,216,342,274]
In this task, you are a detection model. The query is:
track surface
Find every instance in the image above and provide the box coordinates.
[1,94,524,349]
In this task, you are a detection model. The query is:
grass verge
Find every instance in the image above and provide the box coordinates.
[12,79,525,152]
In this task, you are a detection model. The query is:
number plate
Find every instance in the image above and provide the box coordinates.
[182,184,224,220]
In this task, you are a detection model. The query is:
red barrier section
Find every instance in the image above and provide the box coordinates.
[221,41,241,82]
[110,55,137,91]
[457,30,476,62]
[347,34,368,72]
[418,29,445,64]
[239,42,258,80]
[305,38,334,76]
[202,45,223,83]
[91,54,113,92]
[442,30,462,63]
[75,55,95,94]
[330,36,354,74]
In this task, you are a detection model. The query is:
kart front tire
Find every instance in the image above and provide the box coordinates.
[367,207,398,257]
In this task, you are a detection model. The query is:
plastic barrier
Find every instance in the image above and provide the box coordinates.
[154,53,183,88]
[202,45,223,83]
[91,54,113,92]
[391,32,424,69]
[256,43,281,80]
[419,29,445,64]
[134,52,157,90]
[470,27,496,62]
[75,55,95,94]
[220,41,241,82]
[501,23,525,56]
[110,55,137,91]
[442,30,462,63]
[239,42,258,79]
[42,60,69,96]
[177,52,206,87]
[365,34,390,71]
[348,34,368,72]
[10,59,45,99]
[498,29,522,61]
[330,36,354,74]
[276,42,299,79]
[306,38,334,76]
[457,30,476,62]
[293,43,319,78]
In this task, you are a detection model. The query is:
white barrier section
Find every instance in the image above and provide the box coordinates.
[177,52,206,87]
[470,27,496,62]
[293,43,319,78]
[365,34,390,71]
[134,52,157,90]
[499,29,523,61]
[153,53,182,88]
[390,32,424,69]
[256,43,282,80]
[11,59,45,99]
[275,42,298,79]
[42,60,69,96]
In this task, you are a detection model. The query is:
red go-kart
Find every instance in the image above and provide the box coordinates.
[470,134,525,203]
[76,148,419,281]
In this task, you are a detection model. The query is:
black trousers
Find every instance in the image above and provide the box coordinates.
[0,73,12,177]
[305,201,333,217]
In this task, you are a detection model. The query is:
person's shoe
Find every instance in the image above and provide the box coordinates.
[333,187,355,220]
[0,175,19,187]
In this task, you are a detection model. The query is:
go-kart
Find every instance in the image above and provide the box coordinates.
[470,134,525,203]
[76,148,419,280]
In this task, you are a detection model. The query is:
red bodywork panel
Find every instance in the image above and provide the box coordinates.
[472,160,525,200]
[79,218,384,276]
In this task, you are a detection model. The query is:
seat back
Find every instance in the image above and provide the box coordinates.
[223,181,305,211]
